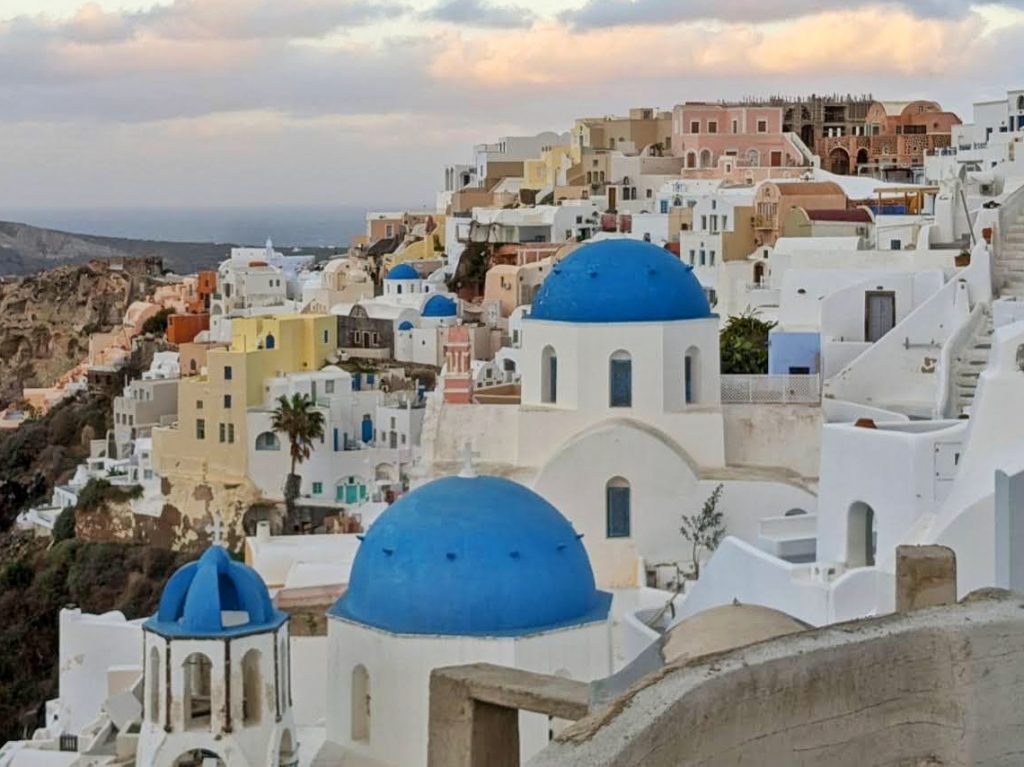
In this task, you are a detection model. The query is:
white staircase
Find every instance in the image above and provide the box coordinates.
[951,310,993,416]
[996,209,1024,300]
[950,206,1024,416]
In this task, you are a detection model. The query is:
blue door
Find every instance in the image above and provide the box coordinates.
[549,356,557,403]
[361,415,373,444]
[610,359,632,407]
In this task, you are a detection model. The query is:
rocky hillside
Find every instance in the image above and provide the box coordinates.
[0,259,155,406]
[0,220,229,276]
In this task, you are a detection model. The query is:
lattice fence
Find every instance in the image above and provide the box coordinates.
[720,374,821,404]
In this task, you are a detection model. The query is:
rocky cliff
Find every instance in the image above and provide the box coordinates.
[0,259,156,406]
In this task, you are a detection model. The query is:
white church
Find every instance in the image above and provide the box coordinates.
[0,468,612,767]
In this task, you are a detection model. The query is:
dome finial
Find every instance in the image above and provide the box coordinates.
[208,511,225,548]
[458,441,479,479]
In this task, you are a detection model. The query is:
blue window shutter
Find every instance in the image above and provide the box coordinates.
[610,359,632,407]
[606,486,631,538]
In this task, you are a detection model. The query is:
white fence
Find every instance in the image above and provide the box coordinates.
[720,374,821,404]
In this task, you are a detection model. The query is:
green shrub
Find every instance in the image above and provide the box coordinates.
[52,506,76,542]
[0,561,33,589]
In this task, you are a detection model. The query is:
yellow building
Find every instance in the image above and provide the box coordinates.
[382,215,447,272]
[522,146,573,192]
[152,314,336,483]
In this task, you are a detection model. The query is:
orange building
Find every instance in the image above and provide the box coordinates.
[166,313,211,345]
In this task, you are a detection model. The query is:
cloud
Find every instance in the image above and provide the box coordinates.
[423,0,536,28]
[558,0,1020,29]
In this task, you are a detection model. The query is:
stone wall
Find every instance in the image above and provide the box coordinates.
[531,593,1024,767]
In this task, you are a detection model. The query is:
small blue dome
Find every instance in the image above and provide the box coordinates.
[331,476,610,636]
[421,294,457,318]
[145,546,285,638]
[398,320,414,331]
[386,263,420,280]
[530,239,711,323]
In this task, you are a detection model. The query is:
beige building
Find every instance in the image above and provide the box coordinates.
[153,314,337,483]
[753,181,848,247]
[570,107,674,163]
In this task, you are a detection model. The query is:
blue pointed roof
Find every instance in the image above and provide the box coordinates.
[386,263,420,280]
[330,475,611,636]
[529,239,712,323]
[145,546,286,638]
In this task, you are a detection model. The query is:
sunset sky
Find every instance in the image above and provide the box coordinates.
[2,0,1023,209]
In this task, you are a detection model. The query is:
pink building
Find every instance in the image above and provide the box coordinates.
[671,104,812,172]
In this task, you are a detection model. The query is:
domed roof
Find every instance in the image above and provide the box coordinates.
[386,263,420,280]
[331,475,610,636]
[530,239,712,323]
[398,320,414,331]
[421,294,457,318]
[145,546,285,638]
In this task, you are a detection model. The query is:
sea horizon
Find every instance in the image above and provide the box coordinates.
[1,203,432,249]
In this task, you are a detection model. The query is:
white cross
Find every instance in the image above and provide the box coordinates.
[210,512,225,548]
[458,441,480,479]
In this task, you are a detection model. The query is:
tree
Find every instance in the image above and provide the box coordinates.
[680,483,726,580]
[142,308,175,336]
[270,393,325,519]
[719,311,776,374]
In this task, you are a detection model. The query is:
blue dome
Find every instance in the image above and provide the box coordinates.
[145,546,285,638]
[530,239,712,323]
[331,475,610,636]
[386,263,420,280]
[398,320,414,331]
[421,294,457,318]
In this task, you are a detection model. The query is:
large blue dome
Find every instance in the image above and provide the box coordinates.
[421,294,457,318]
[145,546,286,638]
[530,239,712,323]
[331,475,610,636]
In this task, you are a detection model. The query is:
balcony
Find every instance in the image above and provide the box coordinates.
[754,215,774,230]
[721,374,820,404]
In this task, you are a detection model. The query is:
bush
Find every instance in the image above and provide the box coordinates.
[0,561,33,589]
[52,506,76,542]
[75,478,143,513]
[141,308,175,336]
[719,312,777,375]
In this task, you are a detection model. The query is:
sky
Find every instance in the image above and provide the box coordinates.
[1,0,1024,210]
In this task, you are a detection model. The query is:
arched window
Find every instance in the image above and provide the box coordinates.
[606,477,631,538]
[746,149,760,167]
[684,346,701,404]
[541,345,557,404]
[242,649,262,726]
[396,284,403,294]
[148,647,160,724]
[609,350,632,407]
[255,432,281,451]
[265,334,275,350]
[278,730,296,767]
[351,665,370,742]
[183,653,213,731]
[847,502,876,567]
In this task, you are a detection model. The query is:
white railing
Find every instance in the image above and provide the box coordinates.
[720,374,820,404]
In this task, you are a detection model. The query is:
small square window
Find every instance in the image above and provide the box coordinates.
[313,482,323,496]
[196,400,204,410]
[757,120,768,133]
[690,120,700,134]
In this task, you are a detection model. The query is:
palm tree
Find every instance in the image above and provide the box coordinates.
[270,393,325,521]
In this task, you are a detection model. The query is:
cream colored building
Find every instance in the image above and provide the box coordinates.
[153,314,337,483]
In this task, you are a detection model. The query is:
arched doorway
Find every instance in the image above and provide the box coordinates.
[182,653,213,731]
[855,148,869,172]
[753,261,766,287]
[699,149,713,169]
[847,502,876,567]
[800,123,815,149]
[241,649,262,725]
[351,665,370,742]
[745,149,760,167]
[605,477,631,538]
[173,750,225,767]
[829,147,851,175]
[686,151,697,169]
